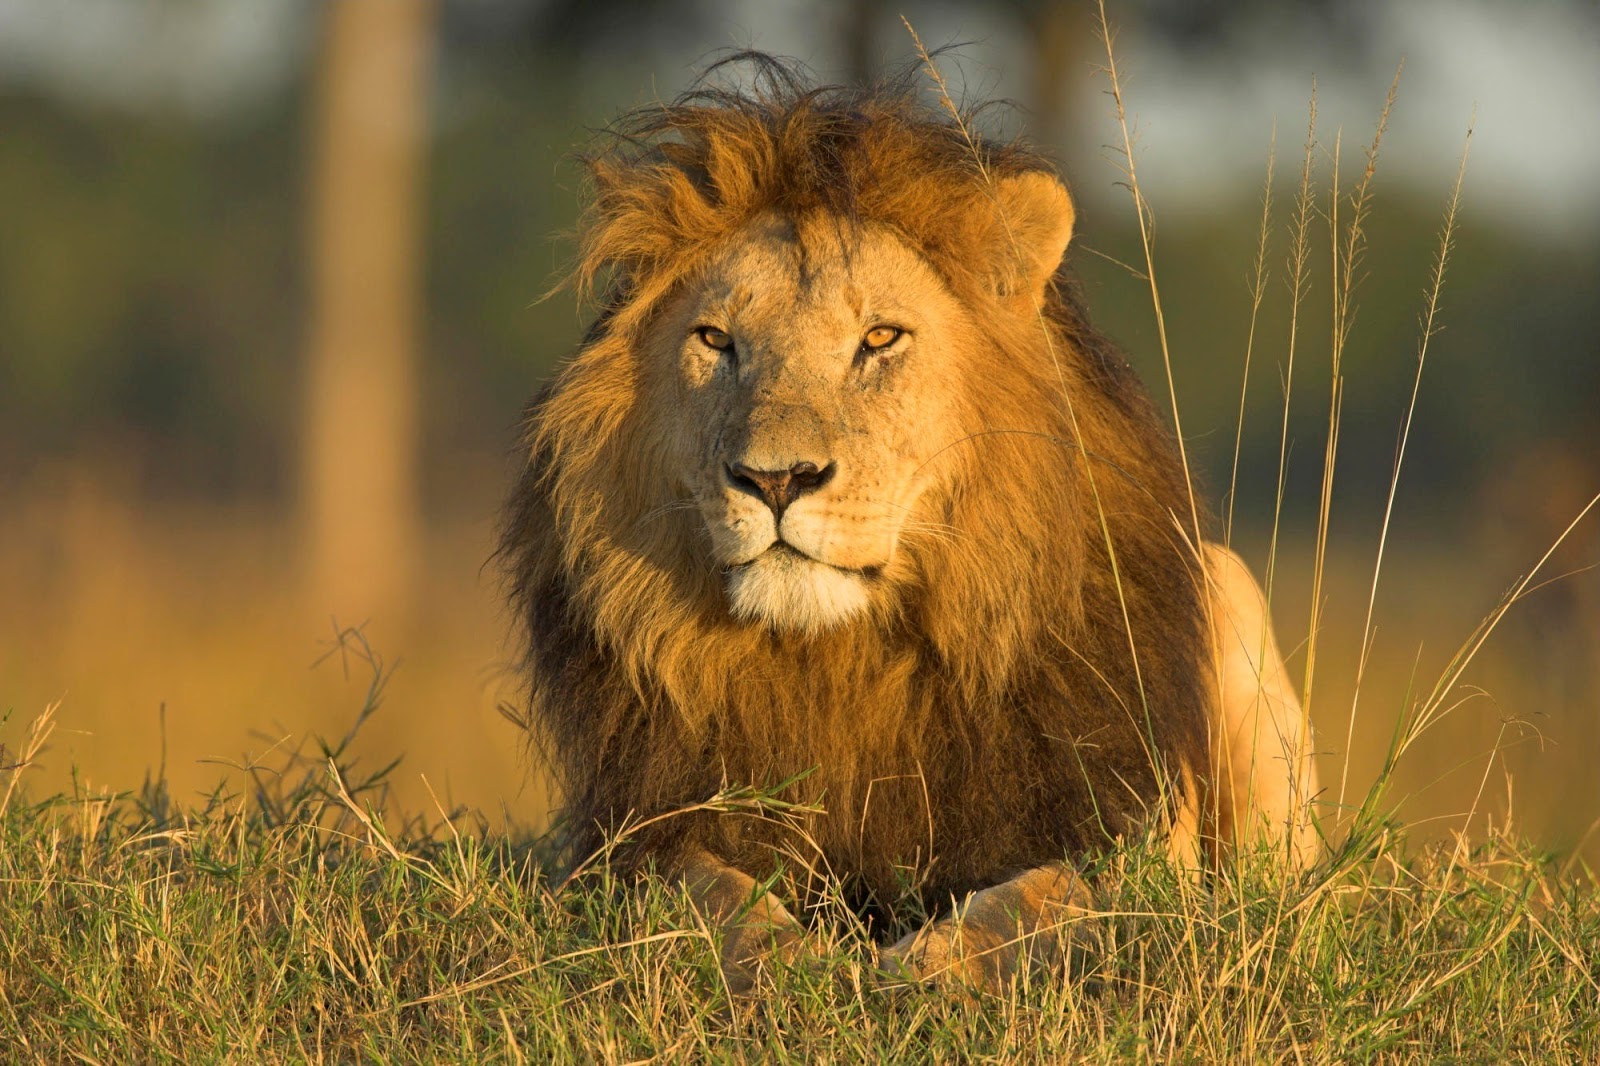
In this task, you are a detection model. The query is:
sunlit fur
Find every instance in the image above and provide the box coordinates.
[725,551,871,632]
[500,57,1218,917]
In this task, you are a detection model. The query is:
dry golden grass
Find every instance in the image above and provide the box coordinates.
[2,17,1598,1060]
[3,679,1597,1060]
[0,465,539,830]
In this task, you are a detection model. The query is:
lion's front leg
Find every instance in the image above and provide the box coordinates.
[877,863,1090,993]
[677,848,817,993]
[1203,545,1320,867]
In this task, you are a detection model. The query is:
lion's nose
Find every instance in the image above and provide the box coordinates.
[725,460,835,517]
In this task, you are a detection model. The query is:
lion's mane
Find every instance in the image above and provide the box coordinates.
[502,56,1212,915]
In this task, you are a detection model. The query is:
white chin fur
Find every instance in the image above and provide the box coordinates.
[725,550,869,633]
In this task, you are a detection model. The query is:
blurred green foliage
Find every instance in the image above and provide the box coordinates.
[0,17,1594,529]
[0,1,1594,860]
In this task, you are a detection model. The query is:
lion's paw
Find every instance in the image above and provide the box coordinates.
[719,918,825,995]
[873,919,1007,995]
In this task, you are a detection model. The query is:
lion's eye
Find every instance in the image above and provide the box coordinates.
[861,326,902,352]
[696,326,734,351]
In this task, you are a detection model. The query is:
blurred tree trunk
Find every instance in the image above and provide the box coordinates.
[302,0,437,629]
[1026,1,1094,165]
[839,0,886,86]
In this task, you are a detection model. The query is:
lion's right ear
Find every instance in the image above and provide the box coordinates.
[984,172,1075,305]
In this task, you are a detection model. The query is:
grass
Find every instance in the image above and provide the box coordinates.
[3,653,1595,1061]
[4,14,1599,1064]
[3,679,1598,1061]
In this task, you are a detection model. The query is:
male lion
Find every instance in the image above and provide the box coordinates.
[502,57,1317,993]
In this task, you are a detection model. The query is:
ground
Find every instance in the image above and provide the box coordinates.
[2,701,1595,1062]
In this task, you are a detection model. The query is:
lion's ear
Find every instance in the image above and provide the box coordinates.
[985,172,1075,304]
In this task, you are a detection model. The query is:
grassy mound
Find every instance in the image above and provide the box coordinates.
[2,697,1595,1062]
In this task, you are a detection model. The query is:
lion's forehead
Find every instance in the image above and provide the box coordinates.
[698,219,940,340]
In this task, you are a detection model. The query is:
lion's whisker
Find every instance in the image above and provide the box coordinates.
[635,498,698,528]
[914,427,1079,478]
[899,521,962,546]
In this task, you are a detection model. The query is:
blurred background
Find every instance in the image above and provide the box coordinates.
[1,0,1595,851]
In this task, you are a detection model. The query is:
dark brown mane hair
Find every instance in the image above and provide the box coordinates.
[501,53,1213,919]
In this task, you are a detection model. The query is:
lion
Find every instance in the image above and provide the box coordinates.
[501,56,1317,993]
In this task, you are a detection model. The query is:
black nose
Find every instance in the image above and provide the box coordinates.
[725,460,835,516]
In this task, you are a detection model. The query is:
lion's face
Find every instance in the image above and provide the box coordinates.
[508,80,1222,916]
[641,213,982,634]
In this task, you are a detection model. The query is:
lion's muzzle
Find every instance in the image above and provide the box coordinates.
[724,459,837,518]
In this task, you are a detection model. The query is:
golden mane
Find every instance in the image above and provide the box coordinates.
[501,55,1213,916]
[569,56,1057,323]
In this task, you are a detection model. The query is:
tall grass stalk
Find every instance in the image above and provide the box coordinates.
[1263,91,1318,628]
[1224,134,1276,548]
[901,16,1160,769]
[1093,0,1204,557]
[1337,117,1470,813]
[1303,68,1400,731]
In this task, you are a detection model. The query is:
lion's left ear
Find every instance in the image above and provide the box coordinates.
[984,172,1075,305]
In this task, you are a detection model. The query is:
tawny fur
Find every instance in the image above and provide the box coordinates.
[500,56,1314,989]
